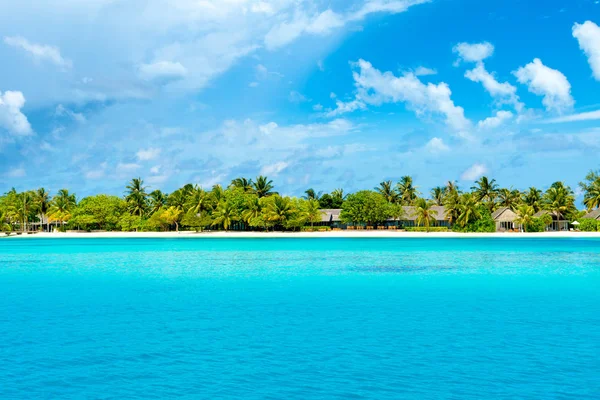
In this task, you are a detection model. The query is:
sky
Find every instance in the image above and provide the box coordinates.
[0,0,599,201]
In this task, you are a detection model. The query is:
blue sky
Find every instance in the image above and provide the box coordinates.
[1,0,599,201]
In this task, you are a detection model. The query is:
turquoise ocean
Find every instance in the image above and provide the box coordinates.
[1,238,599,399]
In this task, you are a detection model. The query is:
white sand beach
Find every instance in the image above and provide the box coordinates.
[5,231,600,239]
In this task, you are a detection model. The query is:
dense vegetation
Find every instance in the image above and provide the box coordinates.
[1,170,599,233]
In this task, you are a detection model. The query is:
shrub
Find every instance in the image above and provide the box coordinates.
[578,218,599,232]
[405,227,449,232]
[301,226,331,232]
[524,218,546,233]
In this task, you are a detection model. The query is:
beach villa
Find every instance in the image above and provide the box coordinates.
[582,209,600,221]
[534,210,570,231]
[492,207,521,232]
[318,206,450,229]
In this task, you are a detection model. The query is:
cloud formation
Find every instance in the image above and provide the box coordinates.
[572,21,600,80]
[478,110,513,129]
[453,42,494,64]
[0,90,33,136]
[513,58,574,114]
[3,36,72,69]
[461,163,487,181]
[328,59,471,135]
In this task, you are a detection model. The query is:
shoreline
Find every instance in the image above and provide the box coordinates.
[4,231,600,239]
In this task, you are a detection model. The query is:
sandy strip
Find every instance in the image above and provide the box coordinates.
[4,231,600,239]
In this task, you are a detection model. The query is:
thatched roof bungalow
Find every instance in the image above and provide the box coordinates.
[392,206,449,228]
[582,209,600,220]
[491,207,520,231]
[534,210,570,231]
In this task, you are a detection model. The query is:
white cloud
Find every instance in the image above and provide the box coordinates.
[85,169,105,180]
[573,21,600,80]
[461,163,488,181]
[3,36,72,69]
[514,58,574,113]
[306,10,345,34]
[136,148,161,161]
[264,0,430,50]
[464,64,523,112]
[251,2,274,14]
[289,90,309,103]
[6,166,26,178]
[478,110,513,129]
[0,90,33,136]
[453,42,494,64]
[260,161,289,176]
[414,66,437,76]
[313,104,323,111]
[138,61,187,82]
[328,59,471,135]
[425,137,450,153]
[150,165,161,174]
[545,109,600,123]
[55,104,86,123]
[116,162,141,174]
[248,81,259,87]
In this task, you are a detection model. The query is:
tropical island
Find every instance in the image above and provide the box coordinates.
[2,171,600,236]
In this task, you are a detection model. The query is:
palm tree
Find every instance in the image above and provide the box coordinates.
[580,170,600,211]
[48,189,77,227]
[446,180,460,194]
[376,181,398,203]
[242,196,262,225]
[583,181,600,211]
[516,204,535,231]
[253,176,276,198]
[497,188,521,211]
[331,188,346,208]
[543,182,575,225]
[186,186,209,217]
[231,177,254,193]
[34,188,51,232]
[522,187,542,213]
[414,198,438,232]
[303,188,322,201]
[471,176,498,210]
[149,190,167,214]
[430,186,446,206]
[167,188,188,212]
[125,178,148,217]
[16,191,36,232]
[303,199,321,227]
[443,190,461,226]
[211,201,236,231]
[264,196,293,228]
[396,176,419,205]
[211,184,225,203]
[457,193,481,227]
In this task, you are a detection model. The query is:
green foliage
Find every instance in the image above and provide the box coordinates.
[70,194,126,231]
[578,218,599,232]
[301,226,332,232]
[340,191,392,225]
[405,227,449,232]
[118,214,142,232]
[523,218,546,233]
[453,205,495,232]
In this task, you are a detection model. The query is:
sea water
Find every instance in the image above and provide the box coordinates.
[1,238,599,399]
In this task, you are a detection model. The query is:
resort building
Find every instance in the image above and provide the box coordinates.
[534,210,570,231]
[582,209,600,221]
[492,207,521,232]
[394,206,450,228]
[318,209,343,228]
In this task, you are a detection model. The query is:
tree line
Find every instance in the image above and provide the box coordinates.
[1,171,600,233]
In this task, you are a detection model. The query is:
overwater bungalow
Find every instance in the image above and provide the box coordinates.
[492,207,521,232]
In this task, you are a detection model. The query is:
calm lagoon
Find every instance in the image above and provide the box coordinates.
[1,238,599,399]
